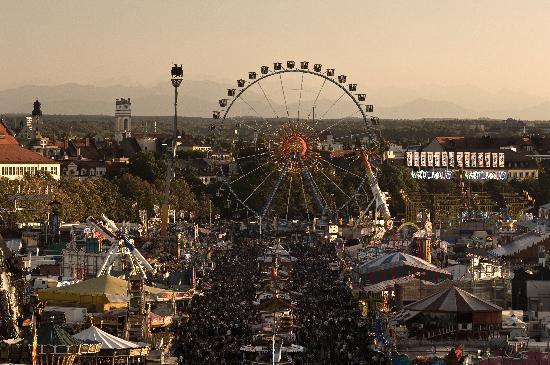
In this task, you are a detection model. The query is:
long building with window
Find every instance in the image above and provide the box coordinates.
[0,120,60,180]
[405,136,540,181]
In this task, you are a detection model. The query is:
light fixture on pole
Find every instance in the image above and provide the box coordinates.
[161,64,183,237]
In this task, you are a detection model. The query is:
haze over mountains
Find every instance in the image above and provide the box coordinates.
[0,81,548,120]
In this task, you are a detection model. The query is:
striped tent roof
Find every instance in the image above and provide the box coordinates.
[74,326,142,350]
[359,252,447,275]
[404,286,502,313]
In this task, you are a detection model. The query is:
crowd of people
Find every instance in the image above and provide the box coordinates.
[174,237,388,364]
[174,240,261,364]
[289,242,387,365]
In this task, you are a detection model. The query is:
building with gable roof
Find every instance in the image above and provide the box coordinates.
[0,119,60,180]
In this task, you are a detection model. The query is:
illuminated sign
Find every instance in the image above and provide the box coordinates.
[411,170,454,180]
[463,170,507,180]
[411,169,508,180]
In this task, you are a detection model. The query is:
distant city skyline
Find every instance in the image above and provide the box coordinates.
[1,0,550,118]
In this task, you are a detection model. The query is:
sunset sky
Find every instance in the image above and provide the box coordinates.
[2,1,549,100]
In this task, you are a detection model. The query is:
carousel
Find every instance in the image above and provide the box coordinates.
[73,325,149,365]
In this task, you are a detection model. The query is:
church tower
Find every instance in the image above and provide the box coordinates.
[114,98,132,142]
[31,99,43,133]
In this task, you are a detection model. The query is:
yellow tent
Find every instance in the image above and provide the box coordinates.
[38,275,167,313]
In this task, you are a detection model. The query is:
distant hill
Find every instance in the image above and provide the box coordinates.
[0,82,548,120]
[377,98,476,119]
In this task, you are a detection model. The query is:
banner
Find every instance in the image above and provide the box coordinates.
[499,152,505,167]
[406,151,413,166]
[449,152,455,167]
[441,152,448,167]
[414,152,420,167]
[484,152,491,167]
[434,152,440,167]
[456,152,463,167]
[492,153,498,168]
[464,152,470,167]
[427,152,433,167]
[420,152,426,167]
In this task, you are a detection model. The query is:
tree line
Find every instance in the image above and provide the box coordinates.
[0,152,214,226]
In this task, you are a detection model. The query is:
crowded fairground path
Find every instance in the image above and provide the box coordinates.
[172,235,390,365]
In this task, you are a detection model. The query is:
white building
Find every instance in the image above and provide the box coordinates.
[318,135,344,151]
[0,120,60,180]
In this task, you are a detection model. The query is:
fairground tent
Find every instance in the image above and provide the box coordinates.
[38,275,168,312]
[74,325,149,364]
[359,252,451,284]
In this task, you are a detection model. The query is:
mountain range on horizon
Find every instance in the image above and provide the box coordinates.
[0,81,549,121]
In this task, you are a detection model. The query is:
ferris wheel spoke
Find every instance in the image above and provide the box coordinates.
[317,156,363,179]
[285,175,293,221]
[319,91,346,120]
[226,117,259,138]
[260,159,290,217]
[299,173,311,221]
[238,95,263,119]
[229,160,272,185]
[278,73,291,120]
[319,109,362,135]
[310,78,327,123]
[243,168,277,204]
[319,169,351,201]
[309,172,328,211]
[297,73,304,121]
[300,158,327,214]
[256,80,279,119]
[233,150,271,161]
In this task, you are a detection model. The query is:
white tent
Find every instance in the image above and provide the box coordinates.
[74,326,141,350]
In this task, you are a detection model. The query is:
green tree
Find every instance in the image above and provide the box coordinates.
[169,178,199,216]
[113,173,161,220]
[128,152,163,183]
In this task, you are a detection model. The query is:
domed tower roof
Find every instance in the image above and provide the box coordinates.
[32,99,42,117]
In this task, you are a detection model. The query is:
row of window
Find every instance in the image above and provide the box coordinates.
[64,168,106,176]
[509,170,537,179]
[1,165,58,176]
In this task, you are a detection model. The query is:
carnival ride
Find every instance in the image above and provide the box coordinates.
[86,215,154,279]
[211,60,392,232]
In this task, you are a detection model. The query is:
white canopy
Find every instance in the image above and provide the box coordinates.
[74,325,142,350]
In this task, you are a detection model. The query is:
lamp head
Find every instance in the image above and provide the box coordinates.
[171,64,183,87]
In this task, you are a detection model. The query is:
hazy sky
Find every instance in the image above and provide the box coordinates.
[2,0,550,97]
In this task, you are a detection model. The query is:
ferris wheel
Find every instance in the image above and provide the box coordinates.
[212,60,388,222]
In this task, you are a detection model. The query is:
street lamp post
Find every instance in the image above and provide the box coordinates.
[160,64,183,237]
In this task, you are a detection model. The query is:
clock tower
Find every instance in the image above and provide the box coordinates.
[114,98,132,142]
